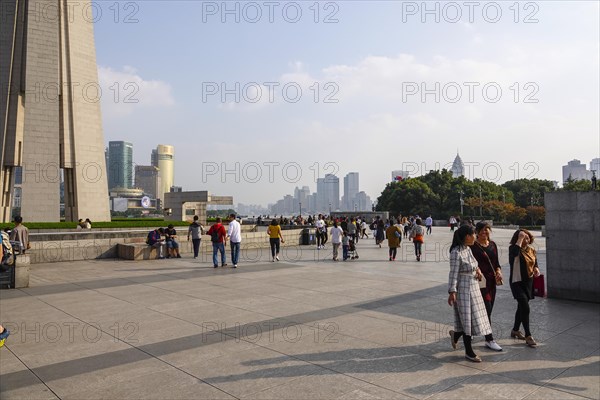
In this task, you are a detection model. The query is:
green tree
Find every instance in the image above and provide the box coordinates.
[376,179,436,216]
[502,179,556,208]
[419,169,455,215]
[561,178,593,191]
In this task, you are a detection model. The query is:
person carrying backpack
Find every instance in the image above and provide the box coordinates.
[1,230,14,266]
[146,228,165,259]
[409,218,426,261]
[207,218,227,268]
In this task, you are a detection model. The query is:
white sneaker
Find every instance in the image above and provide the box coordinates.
[485,340,503,351]
[276,256,279,261]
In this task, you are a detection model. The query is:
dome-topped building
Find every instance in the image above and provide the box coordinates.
[452,152,465,178]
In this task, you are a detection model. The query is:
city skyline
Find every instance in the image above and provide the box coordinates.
[95,2,598,207]
[271,172,372,215]
[103,137,599,209]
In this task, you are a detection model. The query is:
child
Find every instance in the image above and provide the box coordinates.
[342,231,350,261]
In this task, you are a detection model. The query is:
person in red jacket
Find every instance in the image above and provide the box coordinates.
[207,218,227,268]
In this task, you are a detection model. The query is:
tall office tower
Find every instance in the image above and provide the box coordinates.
[151,149,158,167]
[343,172,359,210]
[317,174,339,213]
[1,0,110,222]
[590,158,600,175]
[107,141,133,190]
[562,159,592,182]
[135,165,160,198]
[153,145,174,200]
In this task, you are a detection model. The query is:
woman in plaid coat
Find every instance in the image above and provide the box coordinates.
[447,225,493,362]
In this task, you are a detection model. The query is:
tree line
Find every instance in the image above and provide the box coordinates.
[375,169,598,225]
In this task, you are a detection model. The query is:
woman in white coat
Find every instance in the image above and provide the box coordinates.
[447,224,493,362]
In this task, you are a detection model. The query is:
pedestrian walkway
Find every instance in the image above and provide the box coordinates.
[0,228,598,399]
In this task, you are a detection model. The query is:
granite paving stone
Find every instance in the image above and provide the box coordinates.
[1,227,598,400]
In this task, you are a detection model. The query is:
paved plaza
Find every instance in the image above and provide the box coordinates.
[0,228,598,399]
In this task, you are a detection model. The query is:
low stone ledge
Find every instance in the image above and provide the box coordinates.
[117,243,166,261]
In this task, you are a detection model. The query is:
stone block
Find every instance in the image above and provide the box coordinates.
[545,192,578,211]
[559,211,594,231]
[576,192,600,211]
[544,212,560,230]
[117,243,165,261]
[15,254,31,265]
[15,263,29,288]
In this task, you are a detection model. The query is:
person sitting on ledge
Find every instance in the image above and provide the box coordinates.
[10,216,30,254]
[146,228,166,259]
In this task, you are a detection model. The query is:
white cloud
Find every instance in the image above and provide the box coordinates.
[98,66,175,118]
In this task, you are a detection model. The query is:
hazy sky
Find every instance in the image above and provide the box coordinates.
[93,1,600,206]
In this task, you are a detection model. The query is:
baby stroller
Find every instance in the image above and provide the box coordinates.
[348,238,359,260]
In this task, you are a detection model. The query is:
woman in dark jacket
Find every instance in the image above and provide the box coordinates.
[375,219,385,248]
[470,222,503,351]
[508,229,540,347]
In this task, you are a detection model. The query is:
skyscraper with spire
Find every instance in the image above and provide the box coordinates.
[452,151,465,178]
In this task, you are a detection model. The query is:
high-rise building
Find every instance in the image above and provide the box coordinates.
[153,145,174,200]
[562,159,592,183]
[107,141,133,190]
[294,186,310,212]
[135,165,160,198]
[451,152,465,178]
[151,149,158,167]
[590,158,600,175]
[343,173,359,210]
[1,0,110,222]
[355,191,372,212]
[317,174,339,213]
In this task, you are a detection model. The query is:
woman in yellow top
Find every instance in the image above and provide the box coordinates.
[267,219,285,262]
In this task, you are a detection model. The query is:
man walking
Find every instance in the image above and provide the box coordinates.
[207,218,227,268]
[187,216,204,259]
[10,216,30,254]
[425,215,433,235]
[227,213,242,268]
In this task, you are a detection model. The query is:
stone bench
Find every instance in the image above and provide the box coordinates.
[0,254,30,289]
[117,243,166,261]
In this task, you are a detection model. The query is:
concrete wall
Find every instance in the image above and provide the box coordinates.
[545,192,600,303]
[26,228,305,264]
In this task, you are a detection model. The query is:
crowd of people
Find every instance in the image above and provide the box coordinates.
[153,213,542,362]
[0,213,541,358]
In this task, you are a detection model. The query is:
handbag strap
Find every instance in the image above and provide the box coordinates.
[475,241,498,270]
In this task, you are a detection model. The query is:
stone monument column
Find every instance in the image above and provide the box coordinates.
[1,0,110,222]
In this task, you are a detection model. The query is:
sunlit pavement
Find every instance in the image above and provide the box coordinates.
[1,227,598,399]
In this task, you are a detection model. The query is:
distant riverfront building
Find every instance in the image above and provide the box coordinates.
[451,152,465,178]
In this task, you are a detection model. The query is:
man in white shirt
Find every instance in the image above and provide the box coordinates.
[227,214,242,268]
[330,222,344,261]
[425,215,433,235]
